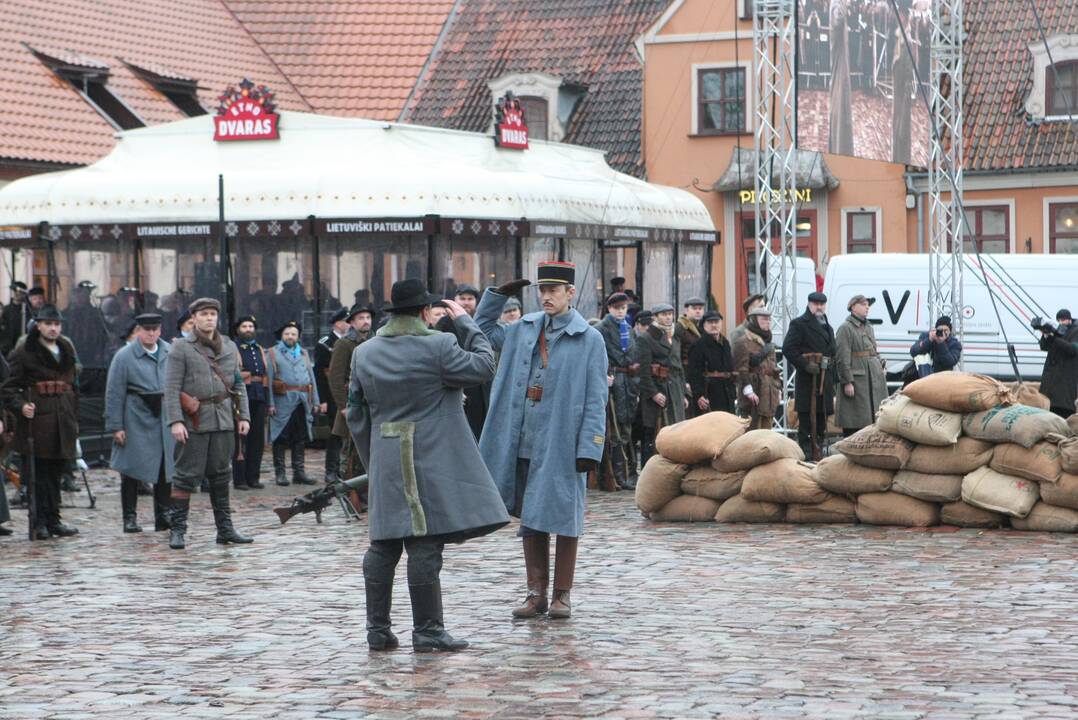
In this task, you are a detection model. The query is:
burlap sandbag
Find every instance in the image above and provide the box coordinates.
[961,466,1040,518]
[635,456,690,514]
[1068,413,1078,436]
[785,496,857,524]
[1039,472,1078,510]
[655,411,749,464]
[741,458,830,505]
[855,491,940,527]
[832,425,914,469]
[939,501,1005,528]
[713,495,785,523]
[814,454,894,495]
[892,470,963,503]
[962,405,1071,448]
[989,442,1062,484]
[712,429,804,472]
[680,467,745,502]
[902,371,1014,412]
[905,436,995,475]
[876,394,963,446]
[1009,382,1050,411]
[1010,502,1078,533]
[1052,434,1078,475]
[649,495,722,523]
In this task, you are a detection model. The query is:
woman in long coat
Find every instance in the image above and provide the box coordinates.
[266,322,321,485]
[105,328,175,532]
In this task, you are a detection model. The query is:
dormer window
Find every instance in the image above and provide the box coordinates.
[27,44,145,130]
[1047,60,1077,118]
[124,60,206,117]
[517,96,549,140]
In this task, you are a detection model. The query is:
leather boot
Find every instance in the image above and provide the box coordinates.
[209,484,254,544]
[410,581,468,653]
[169,497,189,550]
[292,441,316,485]
[365,579,400,651]
[548,536,578,619]
[154,481,172,531]
[121,476,142,533]
[272,443,289,485]
[512,534,550,618]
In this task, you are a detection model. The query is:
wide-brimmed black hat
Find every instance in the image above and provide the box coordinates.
[232,315,257,332]
[9,281,27,291]
[28,286,45,297]
[276,320,302,338]
[346,304,374,321]
[34,304,63,323]
[385,279,441,311]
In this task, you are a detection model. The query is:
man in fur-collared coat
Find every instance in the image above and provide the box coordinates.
[5,305,80,539]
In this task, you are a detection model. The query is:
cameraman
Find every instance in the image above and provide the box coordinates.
[908,316,962,377]
[1037,309,1078,418]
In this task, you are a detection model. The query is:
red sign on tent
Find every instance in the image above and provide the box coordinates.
[214,79,279,142]
[494,92,529,150]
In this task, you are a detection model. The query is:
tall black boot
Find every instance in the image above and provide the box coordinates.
[410,581,468,653]
[153,481,171,531]
[292,441,316,485]
[169,497,189,550]
[272,443,289,486]
[209,484,254,545]
[324,434,342,483]
[121,476,142,533]
[365,579,400,651]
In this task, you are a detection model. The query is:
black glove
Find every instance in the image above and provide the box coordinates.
[494,279,531,296]
[434,315,455,334]
[804,362,820,375]
[575,458,598,473]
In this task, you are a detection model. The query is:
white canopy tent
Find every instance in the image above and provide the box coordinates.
[0,111,714,231]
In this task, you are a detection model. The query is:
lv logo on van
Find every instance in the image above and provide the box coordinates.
[882,290,911,325]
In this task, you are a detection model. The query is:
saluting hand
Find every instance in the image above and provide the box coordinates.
[171,422,188,444]
[113,430,126,446]
[495,278,531,296]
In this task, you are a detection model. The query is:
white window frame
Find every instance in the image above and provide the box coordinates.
[1042,195,1078,253]
[487,72,564,142]
[840,206,883,254]
[1025,34,1078,121]
[691,61,752,136]
[958,198,1016,254]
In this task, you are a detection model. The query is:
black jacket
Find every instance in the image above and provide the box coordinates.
[782,309,837,414]
[1039,323,1078,413]
[0,301,31,356]
[687,332,736,413]
[315,332,339,415]
[597,315,639,426]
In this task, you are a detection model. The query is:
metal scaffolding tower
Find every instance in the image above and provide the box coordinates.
[927,0,965,350]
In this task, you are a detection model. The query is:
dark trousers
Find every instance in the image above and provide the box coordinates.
[174,431,234,492]
[363,536,445,587]
[31,458,66,528]
[324,433,342,476]
[797,410,827,459]
[121,463,170,522]
[233,398,267,487]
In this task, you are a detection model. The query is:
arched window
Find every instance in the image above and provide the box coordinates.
[1047,60,1078,117]
[517,96,548,141]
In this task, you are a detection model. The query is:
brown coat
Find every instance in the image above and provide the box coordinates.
[328,329,369,438]
[732,327,781,418]
[6,330,79,459]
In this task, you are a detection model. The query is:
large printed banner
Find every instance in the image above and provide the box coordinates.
[796,0,931,166]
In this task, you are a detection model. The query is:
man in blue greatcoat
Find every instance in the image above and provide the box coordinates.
[267,321,323,486]
[476,261,608,621]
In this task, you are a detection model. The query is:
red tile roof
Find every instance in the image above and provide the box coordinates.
[222,0,456,120]
[964,0,1078,172]
[403,0,671,177]
[0,0,311,167]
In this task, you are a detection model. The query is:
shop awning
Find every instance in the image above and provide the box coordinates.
[712,147,839,193]
[0,111,714,234]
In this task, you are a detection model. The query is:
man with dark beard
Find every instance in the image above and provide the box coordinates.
[782,292,836,459]
[232,316,269,490]
[316,307,349,482]
[687,310,736,415]
[267,321,323,486]
[732,307,781,430]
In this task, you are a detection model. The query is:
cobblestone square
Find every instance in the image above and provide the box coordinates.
[2,459,1077,719]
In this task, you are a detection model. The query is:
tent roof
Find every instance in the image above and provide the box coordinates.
[0,111,713,232]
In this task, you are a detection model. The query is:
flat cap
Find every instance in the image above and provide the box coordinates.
[846,294,875,311]
[635,310,654,326]
[808,291,827,304]
[502,297,522,311]
[28,286,45,296]
[454,284,480,297]
[684,296,706,307]
[702,310,724,322]
[747,306,772,318]
[650,303,675,315]
[188,297,221,314]
[606,292,630,307]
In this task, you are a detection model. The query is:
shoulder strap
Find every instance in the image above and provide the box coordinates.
[268,347,280,376]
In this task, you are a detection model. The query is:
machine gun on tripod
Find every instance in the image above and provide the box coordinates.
[273,474,368,525]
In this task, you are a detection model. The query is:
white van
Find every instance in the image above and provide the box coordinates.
[758,254,816,345]
[823,253,1078,380]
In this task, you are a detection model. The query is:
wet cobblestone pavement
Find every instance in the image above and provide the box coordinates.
[2,455,1078,719]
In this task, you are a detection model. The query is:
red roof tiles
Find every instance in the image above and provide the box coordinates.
[222,0,456,120]
[0,0,311,167]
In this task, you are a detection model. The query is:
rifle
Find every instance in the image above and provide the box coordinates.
[273,474,368,525]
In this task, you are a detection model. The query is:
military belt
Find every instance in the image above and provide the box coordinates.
[650,364,670,380]
[851,350,878,358]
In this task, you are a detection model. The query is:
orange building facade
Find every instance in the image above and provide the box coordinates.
[640,0,1078,321]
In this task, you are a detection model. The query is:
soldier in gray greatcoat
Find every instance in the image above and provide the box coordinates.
[104,313,175,533]
[163,298,253,550]
[346,279,508,653]
[266,321,323,486]
[835,294,890,435]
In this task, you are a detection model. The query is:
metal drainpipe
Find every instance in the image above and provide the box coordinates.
[906,173,924,253]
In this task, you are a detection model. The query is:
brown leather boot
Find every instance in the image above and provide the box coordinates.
[511,534,550,618]
[548,535,578,619]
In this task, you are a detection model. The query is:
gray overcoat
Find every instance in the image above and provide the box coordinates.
[163,334,250,433]
[834,313,889,430]
[475,290,608,538]
[346,313,508,542]
[266,342,320,442]
[104,339,176,483]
